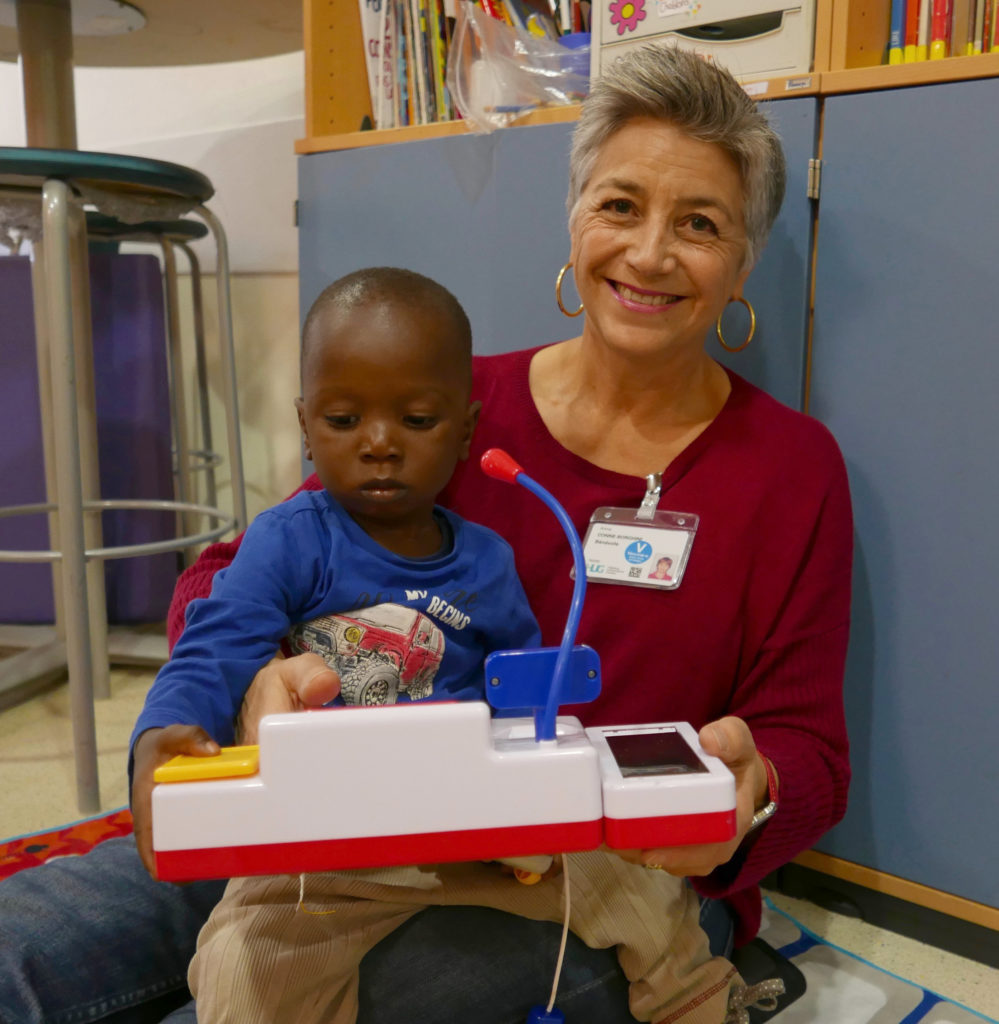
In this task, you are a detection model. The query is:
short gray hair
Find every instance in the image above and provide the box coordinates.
[568,45,786,269]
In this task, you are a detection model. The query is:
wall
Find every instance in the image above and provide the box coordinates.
[1,51,307,518]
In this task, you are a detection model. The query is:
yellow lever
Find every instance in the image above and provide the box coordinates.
[154,745,260,783]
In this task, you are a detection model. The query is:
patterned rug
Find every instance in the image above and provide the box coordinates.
[756,897,998,1024]
[0,807,133,880]
[0,816,994,1024]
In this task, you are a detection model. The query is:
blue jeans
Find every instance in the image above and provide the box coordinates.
[0,835,734,1024]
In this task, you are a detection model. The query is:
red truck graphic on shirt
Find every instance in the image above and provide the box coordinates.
[288,603,445,705]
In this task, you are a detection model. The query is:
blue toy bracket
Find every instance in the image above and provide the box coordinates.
[480,449,601,741]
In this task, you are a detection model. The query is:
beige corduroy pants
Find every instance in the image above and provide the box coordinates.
[189,851,739,1024]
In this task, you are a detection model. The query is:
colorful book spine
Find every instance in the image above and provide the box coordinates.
[973,0,986,51]
[890,0,907,63]
[949,0,974,55]
[905,0,921,59]
[409,0,429,124]
[992,0,999,48]
[965,0,977,53]
[917,0,932,58]
[377,0,397,129]
[929,0,951,57]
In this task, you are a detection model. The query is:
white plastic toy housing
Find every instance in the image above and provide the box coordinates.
[152,702,604,881]
[152,705,737,882]
[586,722,737,849]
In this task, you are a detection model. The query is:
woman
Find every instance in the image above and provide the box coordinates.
[0,44,851,1024]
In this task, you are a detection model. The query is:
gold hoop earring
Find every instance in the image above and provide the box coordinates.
[555,263,584,318]
[716,296,756,353]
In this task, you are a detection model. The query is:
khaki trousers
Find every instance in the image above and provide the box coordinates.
[189,852,738,1024]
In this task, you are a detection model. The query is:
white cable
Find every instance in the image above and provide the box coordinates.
[546,854,572,1014]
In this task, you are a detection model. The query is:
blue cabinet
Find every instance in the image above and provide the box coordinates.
[809,77,999,909]
[297,98,818,410]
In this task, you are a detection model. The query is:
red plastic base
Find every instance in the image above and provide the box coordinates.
[155,818,603,882]
[603,810,737,849]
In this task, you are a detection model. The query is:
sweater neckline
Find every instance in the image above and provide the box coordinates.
[498,344,748,495]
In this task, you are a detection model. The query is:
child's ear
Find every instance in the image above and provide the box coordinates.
[458,400,482,460]
[295,397,313,461]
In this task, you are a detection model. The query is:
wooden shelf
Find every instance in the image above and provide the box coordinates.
[821,51,999,93]
[295,71,826,155]
[296,103,582,154]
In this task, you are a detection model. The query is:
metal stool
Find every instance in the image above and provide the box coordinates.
[84,212,223,519]
[0,147,248,812]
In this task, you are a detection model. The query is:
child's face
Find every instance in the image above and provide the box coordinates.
[296,300,480,545]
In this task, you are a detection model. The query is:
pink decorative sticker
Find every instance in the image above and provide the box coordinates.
[609,0,647,35]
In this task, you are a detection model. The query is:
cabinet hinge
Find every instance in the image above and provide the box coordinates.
[807,159,822,200]
[294,198,300,228]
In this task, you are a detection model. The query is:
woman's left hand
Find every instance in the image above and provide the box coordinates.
[615,715,769,877]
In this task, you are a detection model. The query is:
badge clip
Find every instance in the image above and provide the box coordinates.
[635,473,662,522]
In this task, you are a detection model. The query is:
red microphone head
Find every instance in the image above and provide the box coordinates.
[480,448,523,483]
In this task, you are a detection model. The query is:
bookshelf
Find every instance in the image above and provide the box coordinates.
[814,0,999,87]
[301,0,999,153]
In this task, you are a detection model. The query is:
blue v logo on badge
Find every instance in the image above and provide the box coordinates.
[624,541,653,565]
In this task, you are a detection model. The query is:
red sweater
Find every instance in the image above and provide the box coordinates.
[168,346,852,945]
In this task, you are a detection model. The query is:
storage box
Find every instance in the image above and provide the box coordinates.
[590,1,815,84]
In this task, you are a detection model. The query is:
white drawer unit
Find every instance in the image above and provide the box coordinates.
[590,1,816,83]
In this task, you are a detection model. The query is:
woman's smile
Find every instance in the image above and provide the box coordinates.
[610,279,684,313]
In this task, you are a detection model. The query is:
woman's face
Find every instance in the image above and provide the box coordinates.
[569,117,751,363]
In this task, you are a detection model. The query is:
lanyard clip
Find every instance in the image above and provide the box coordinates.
[635,473,662,522]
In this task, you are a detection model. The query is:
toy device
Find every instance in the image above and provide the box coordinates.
[151,449,736,883]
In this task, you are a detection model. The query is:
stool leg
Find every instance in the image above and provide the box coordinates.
[160,239,195,561]
[42,178,100,814]
[180,242,218,511]
[29,238,67,639]
[69,205,111,702]
[196,205,247,533]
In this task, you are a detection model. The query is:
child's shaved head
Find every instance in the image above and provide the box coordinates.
[301,267,473,388]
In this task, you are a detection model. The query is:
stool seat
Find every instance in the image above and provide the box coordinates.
[85,211,210,242]
[0,147,214,203]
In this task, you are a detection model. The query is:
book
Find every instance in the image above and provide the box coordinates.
[950,0,974,55]
[929,0,951,57]
[917,0,932,58]
[972,0,986,51]
[506,0,560,38]
[376,0,398,129]
[889,0,907,63]
[904,0,921,59]
[408,0,430,123]
[358,0,389,126]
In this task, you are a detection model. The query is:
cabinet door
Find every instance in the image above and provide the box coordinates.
[297,97,815,409]
[809,79,999,908]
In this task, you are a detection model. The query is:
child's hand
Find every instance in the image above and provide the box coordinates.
[131,724,219,878]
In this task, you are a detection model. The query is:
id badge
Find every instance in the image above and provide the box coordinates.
[579,507,698,590]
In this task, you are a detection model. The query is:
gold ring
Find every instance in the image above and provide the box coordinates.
[644,862,666,871]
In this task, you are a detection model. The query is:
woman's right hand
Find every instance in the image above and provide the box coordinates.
[236,652,341,744]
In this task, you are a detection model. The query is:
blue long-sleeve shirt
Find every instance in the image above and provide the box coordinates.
[131,490,540,756]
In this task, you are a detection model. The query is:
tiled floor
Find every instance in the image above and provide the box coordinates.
[2,651,997,1021]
